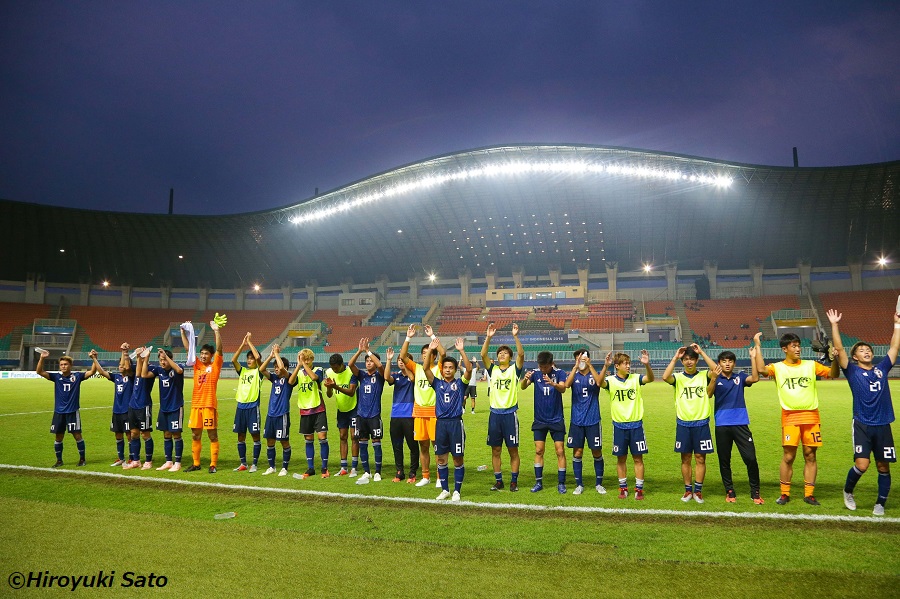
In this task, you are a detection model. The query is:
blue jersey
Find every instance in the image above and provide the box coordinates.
[390,371,414,418]
[148,364,185,412]
[842,356,895,426]
[570,371,601,426]
[110,373,132,414]
[530,367,566,424]
[48,372,87,413]
[130,374,155,410]
[267,374,295,417]
[711,371,752,426]
[432,376,469,419]
[356,370,385,419]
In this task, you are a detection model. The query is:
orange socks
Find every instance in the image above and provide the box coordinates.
[804,481,815,497]
[192,439,201,466]
[210,440,219,467]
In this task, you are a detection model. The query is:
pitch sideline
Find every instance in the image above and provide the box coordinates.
[1,463,896,524]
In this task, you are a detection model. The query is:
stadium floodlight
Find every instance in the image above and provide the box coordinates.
[178,255,184,259]
[102,280,109,287]
[288,158,734,226]
[253,284,261,292]
[59,249,65,253]
[427,273,437,282]
[877,256,889,266]
[643,263,652,273]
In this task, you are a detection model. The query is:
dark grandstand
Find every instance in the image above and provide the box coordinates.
[1,144,898,288]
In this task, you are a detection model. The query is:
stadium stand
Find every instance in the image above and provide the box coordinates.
[643,301,676,318]
[69,306,197,352]
[402,307,430,323]
[198,309,303,350]
[681,296,800,346]
[309,309,386,352]
[819,289,898,345]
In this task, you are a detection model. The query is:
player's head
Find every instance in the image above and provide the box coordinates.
[199,343,215,364]
[680,347,698,371]
[119,357,133,375]
[717,350,736,374]
[299,348,315,366]
[329,353,345,373]
[277,356,290,374]
[160,348,174,367]
[496,345,513,365]
[779,333,802,361]
[573,348,589,371]
[420,344,438,362]
[244,349,258,368]
[398,354,410,375]
[441,355,458,380]
[614,353,631,375]
[536,351,554,374]
[849,341,874,365]
[365,351,380,372]
[58,355,73,374]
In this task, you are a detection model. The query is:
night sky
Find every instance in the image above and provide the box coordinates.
[1,2,897,215]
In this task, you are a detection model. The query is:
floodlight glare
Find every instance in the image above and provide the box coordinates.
[253,284,261,292]
[427,273,437,282]
[102,280,109,287]
[643,264,652,273]
[877,256,888,266]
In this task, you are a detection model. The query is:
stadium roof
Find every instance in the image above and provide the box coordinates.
[1,144,897,288]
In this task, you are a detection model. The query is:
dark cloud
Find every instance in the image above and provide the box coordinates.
[0,2,897,214]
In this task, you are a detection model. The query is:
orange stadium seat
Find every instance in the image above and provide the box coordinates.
[819,289,898,345]
[681,296,800,346]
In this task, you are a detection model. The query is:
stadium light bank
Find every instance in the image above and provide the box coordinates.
[288,160,733,225]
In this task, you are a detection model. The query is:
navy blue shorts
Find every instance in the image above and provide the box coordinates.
[853,420,896,463]
[674,423,714,454]
[612,425,648,456]
[127,405,153,432]
[336,409,357,431]
[567,422,602,450]
[50,410,81,434]
[299,410,328,435]
[110,412,128,434]
[435,418,465,457]
[157,408,184,433]
[232,405,261,434]
[532,420,566,443]
[264,413,291,440]
[355,416,384,440]
[486,412,519,447]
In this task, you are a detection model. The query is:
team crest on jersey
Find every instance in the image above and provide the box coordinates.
[733,378,740,386]
[122,376,129,383]
[874,368,883,379]
[451,383,457,391]
[205,366,212,373]
[68,375,76,382]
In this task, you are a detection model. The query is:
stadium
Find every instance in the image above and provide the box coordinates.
[2,144,899,596]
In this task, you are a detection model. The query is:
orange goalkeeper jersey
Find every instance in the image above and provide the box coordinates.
[192,353,223,409]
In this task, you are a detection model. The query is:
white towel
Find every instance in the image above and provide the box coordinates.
[180,322,196,366]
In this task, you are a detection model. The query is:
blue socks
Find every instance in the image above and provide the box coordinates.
[164,438,173,462]
[116,439,125,461]
[373,442,382,475]
[143,438,153,462]
[319,440,329,471]
[282,446,292,470]
[237,441,247,464]
[594,457,604,486]
[54,442,63,461]
[557,468,566,485]
[174,438,183,463]
[438,464,449,491]
[845,465,864,493]
[359,441,370,473]
[129,438,140,462]
[511,471,519,484]
[253,441,261,466]
[693,481,703,494]
[573,457,583,485]
[454,466,464,492]
[267,446,276,469]
[534,465,543,483]
[877,472,891,506]
[305,441,314,470]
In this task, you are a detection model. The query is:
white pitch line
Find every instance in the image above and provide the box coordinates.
[0,398,237,417]
[1,464,897,524]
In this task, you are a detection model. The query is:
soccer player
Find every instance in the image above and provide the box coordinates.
[400,323,445,488]
[323,353,359,477]
[37,349,97,467]
[385,347,420,483]
[480,323,524,492]
[231,332,262,472]
[662,344,717,503]
[260,345,298,475]
[521,351,568,494]
[467,358,478,414]
[184,319,223,473]
[348,337,386,485]
[292,348,330,479]
[564,349,606,495]
[143,347,186,472]
[423,337,473,501]
[597,350,654,500]
[706,338,763,504]
[828,308,899,515]
[127,346,156,470]
[754,331,840,506]
[91,343,133,466]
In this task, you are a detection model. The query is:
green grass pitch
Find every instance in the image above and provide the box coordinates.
[0,375,898,597]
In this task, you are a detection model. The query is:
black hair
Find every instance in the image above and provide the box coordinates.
[367,352,381,361]
[279,356,290,370]
[329,353,344,366]
[245,350,255,361]
[779,333,801,348]
[163,349,173,359]
[201,343,215,354]
[717,351,736,362]
[442,356,458,369]
[681,347,699,360]
[849,342,873,362]
[536,351,554,365]
[573,348,589,359]
[420,345,438,358]
[496,345,513,358]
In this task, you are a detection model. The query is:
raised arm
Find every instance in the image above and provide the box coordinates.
[36,349,51,380]
[480,323,495,368]
[512,323,524,369]
[210,321,223,355]
[180,326,190,353]
[246,332,261,364]
[662,347,685,384]
[753,333,768,377]
[597,351,612,388]
[422,338,438,384]
[826,309,849,370]
[348,338,366,376]
[746,345,760,384]
[384,347,396,384]
[159,348,184,375]
[455,338,472,381]
[399,324,416,361]
[640,350,655,384]
[84,349,99,378]
[424,324,445,362]
[231,333,249,372]
[706,364,721,397]
[692,343,717,371]
[888,312,900,365]
[93,349,112,381]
